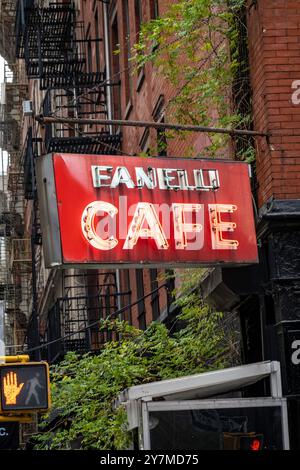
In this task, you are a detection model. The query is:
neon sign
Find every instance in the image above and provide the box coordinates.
[36,154,258,267]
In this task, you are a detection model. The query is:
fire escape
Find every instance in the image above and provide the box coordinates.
[16,0,121,155]
[43,271,131,363]
[0,0,17,65]
[14,0,127,362]
[0,55,29,353]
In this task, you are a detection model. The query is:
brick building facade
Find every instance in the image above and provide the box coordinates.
[1,0,300,447]
[201,0,300,447]
[250,0,300,443]
[1,0,211,363]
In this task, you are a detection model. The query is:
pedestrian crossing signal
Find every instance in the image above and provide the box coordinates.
[0,362,50,412]
[223,432,264,450]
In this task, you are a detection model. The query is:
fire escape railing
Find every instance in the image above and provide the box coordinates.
[42,88,121,155]
[16,0,121,154]
[23,271,132,363]
[16,1,82,89]
[15,1,114,90]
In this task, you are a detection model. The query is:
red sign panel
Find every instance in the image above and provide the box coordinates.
[51,153,257,267]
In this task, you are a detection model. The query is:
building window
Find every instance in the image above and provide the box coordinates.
[135,0,145,91]
[85,25,93,73]
[123,269,132,324]
[105,286,112,341]
[153,95,167,156]
[139,128,150,155]
[87,39,93,73]
[111,15,121,119]
[150,269,160,320]
[157,117,167,156]
[109,0,117,17]
[122,0,132,106]
[165,268,175,312]
[150,0,159,20]
[135,269,146,330]
[94,9,101,72]
[135,0,142,37]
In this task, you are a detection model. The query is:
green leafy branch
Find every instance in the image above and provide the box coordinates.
[131,0,253,160]
[33,294,239,450]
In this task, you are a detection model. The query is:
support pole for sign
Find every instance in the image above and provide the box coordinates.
[0,355,30,363]
[0,415,33,423]
[0,301,4,363]
[36,115,268,138]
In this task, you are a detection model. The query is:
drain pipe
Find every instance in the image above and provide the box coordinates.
[103,0,122,313]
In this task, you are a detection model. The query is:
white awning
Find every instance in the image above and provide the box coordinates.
[117,361,282,404]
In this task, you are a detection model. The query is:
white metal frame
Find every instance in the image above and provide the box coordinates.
[117,362,289,450]
[143,398,290,450]
[119,361,282,405]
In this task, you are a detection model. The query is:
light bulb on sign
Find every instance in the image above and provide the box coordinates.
[123,202,169,250]
[209,204,239,250]
[81,201,118,250]
[172,203,203,249]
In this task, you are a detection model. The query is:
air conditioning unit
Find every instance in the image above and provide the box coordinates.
[22,100,33,116]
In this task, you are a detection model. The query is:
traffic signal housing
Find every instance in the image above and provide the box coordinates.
[0,362,50,413]
[223,432,264,450]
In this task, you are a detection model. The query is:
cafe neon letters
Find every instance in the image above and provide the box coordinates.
[81,200,239,252]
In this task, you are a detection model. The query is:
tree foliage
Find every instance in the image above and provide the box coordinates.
[33,295,239,450]
[132,0,253,160]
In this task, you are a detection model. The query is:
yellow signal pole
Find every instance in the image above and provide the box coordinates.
[0,414,33,423]
[0,356,30,363]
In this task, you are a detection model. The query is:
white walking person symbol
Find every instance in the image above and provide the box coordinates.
[25,372,44,405]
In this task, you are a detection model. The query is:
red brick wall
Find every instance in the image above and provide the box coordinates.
[75,0,175,327]
[247,0,300,207]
